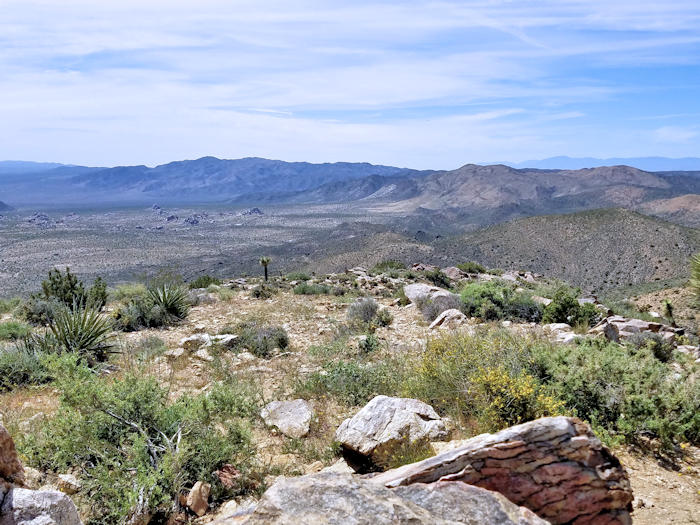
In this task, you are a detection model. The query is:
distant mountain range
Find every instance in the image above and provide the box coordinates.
[1,156,699,229]
[504,156,700,171]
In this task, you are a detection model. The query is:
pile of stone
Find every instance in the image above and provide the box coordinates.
[0,424,82,525]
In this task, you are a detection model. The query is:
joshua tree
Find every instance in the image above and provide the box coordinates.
[259,256,271,282]
[662,299,676,327]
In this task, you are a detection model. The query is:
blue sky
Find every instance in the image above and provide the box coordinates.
[1,0,700,169]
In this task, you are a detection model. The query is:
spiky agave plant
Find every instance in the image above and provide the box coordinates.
[148,283,190,321]
[49,304,115,363]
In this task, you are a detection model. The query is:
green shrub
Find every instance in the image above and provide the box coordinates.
[358,333,380,354]
[19,365,262,525]
[110,283,148,303]
[347,297,379,325]
[626,332,675,363]
[48,305,115,364]
[542,287,600,327]
[113,296,169,332]
[40,268,107,310]
[235,322,289,358]
[286,272,312,282]
[0,321,31,341]
[189,275,222,289]
[375,308,393,327]
[403,330,564,431]
[19,296,63,326]
[456,261,486,274]
[371,260,406,274]
[298,360,398,406]
[530,338,699,448]
[0,297,21,315]
[250,283,277,299]
[415,293,464,322]
[0,344,52,391]
[460,281,542,322]
[293,282,330,295]
[86,277,108,310]
[424,268,451,288]
[607,300,657,322]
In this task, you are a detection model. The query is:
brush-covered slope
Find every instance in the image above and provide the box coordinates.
[434,209,700,292]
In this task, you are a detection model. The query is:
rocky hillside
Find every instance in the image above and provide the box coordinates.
[0,264,698,524]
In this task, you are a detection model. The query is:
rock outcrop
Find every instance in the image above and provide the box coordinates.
[371,416,633,525]
[229,472,547,524]
[589,315,682,344]
[260,400,313,439]
[336,396,447,472]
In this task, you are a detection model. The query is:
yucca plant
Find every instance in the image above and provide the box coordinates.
[148,283,190,321]
[49,305,115,363]
[691,253,700,306]
[259,256,271,281]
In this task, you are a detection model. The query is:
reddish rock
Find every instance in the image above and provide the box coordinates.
[0,424,25,486]
[371,416,633,525]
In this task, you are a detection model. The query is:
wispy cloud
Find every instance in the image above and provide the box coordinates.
[1,0,700,166]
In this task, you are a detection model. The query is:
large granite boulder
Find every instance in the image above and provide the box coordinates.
[336,396,447,472]
[228,472,547,524]
[589,315,682,344]
[403,284,453,304]
[371,416,633,525]
[429,309,468,330]
[260,400,314,439]
[0,488,82,525]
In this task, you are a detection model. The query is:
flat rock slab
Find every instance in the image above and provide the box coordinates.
[371,416,633,525]
[231,472,547,524]
[261,400,313,439]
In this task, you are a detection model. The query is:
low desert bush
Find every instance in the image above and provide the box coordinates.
[0,297,21,314]
[347,297,379,325]
[456,261,486,274]
[404,330,564,432]
[358,333,380,354]
[423,268,451,288]
[415,293,464,322]
[625,332,675,363]
[189,275,222,289]
[530,338,699,448]
[250,283,277,299]
[0,321,32,341]
[19,363,263,525]
[541,286,600,327]
[374,308,393,327]
[371,260,406,274]
[235,322,289,358]
[113,283,189,331]
[286,272,312,282]
[297,360,399,406]
[109,282,148,302]
[460,281,542,322]
[293,282,330,295]
[0,344,52,391]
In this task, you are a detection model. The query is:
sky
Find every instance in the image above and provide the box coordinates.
[2,0,700,169]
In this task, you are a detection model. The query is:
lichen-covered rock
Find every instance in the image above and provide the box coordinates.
[232,472,547,524]
[260,400,314,439]
[0,488,82,525]
[0,424,24,486]
[336,396,447,472]
[371,416,633,525]
[403,283,453,304]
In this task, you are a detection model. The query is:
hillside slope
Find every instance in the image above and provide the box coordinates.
[435,209,700,292]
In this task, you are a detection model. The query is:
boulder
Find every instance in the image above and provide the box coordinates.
[335,396,447,472]
[235,472,547,524]
[541,323,580,344]
[260,400,313,439]
[442,267,466,281]
[56,474,81,495]
[403,283,453,304]
[531,296,552,307]
[180,334,211,352]
[371,416,633,525]
[589,315,682,345]
[211,334,239,349]
[0,424,24,486]
[0,488,82,525]
[429,309,467,330]
[186,481,211,517]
